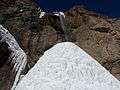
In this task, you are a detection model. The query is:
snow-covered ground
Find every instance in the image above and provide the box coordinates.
[15,42,120,90]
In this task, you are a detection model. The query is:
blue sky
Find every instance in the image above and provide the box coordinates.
[35,0,120,18]
[78,0,120,18]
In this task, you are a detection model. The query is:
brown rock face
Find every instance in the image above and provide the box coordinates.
[65,6,120,79]
[0,0,15,7]
[1,0,120,82]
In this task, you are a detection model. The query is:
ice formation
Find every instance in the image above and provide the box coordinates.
[0,25,27,90]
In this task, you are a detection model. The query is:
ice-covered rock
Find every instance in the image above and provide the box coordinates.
[0,25,27,90]
[15,42,120,90]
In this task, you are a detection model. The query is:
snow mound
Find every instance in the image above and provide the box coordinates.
[15,42,120,90]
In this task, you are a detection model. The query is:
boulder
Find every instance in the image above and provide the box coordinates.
[15,42,120,90]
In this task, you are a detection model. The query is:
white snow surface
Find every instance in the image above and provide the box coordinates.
[15,42,120,90]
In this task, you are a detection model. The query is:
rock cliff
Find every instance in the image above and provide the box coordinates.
[0,0,120,85]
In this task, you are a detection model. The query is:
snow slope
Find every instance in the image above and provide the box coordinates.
[15,42,120,90]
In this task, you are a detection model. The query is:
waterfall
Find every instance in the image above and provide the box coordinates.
[0,25,27,90]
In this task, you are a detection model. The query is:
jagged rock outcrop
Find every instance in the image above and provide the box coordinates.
[0,25,27,90]
[15,42,120,90]
[0,0,120,81]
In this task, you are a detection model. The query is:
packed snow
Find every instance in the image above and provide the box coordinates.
[15,42,120,90]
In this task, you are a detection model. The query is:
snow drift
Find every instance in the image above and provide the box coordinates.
[15,42,120,90]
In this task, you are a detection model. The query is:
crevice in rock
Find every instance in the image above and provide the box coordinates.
[0,42,11,68]
[91,27,110,33]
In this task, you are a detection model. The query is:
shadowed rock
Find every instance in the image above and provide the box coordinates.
[0,42,10,68]
[0,25,27,90]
